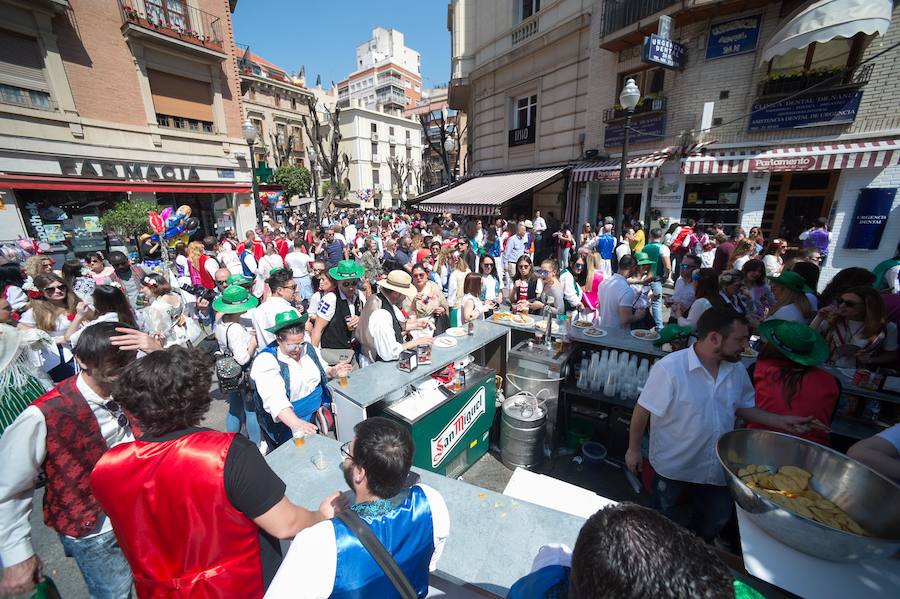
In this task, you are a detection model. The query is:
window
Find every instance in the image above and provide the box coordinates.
[251,118,264,142]
[390,145,396,157]
[145,0,189,30]
[156,114,214,132]
[249,87,256,101]
[406,147,411,160]
[389,126,395,135]
[617,67,665,98]
[521,0,541,21]
[274,93,281,107]
[291,97,297,110]
[372,169,380,184]
[406,130,411,140]
[768,37,860,78]
[291,126,303,150]
[371,123,378,133]
[0,29,52,110]
[515,94,537,128]
[147,69,214,128]
[371,141,378,156]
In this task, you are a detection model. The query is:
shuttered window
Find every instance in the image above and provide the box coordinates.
[147,69,214,122]
[0,28,52,110]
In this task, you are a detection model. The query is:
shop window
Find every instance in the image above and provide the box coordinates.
[0,29,52,111]
[681,181,744,230]
[514,94,537,129]
[17,190,129,254]
[147,69,214,130]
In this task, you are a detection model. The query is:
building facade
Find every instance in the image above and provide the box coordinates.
[572,0,900,286]
[337,27,423,112]
[447,0,593,215]
[404,88,468,192]
[0,0,255,256]
[339,101,423,208]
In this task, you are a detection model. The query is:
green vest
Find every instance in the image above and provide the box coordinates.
[643,242,665,278]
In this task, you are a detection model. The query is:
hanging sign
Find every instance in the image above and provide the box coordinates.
[651,161,685,208]
[844,188,895,250]
[642,34,686,70]
[706,15,761,60]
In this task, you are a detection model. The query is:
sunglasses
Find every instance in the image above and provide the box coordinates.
[518,264,530,269]
[482,262,494,268]
[283,342,304,352]
[836,298,861,308]
[102,400,130,429]
[43,285,66,294]
[412,272,427,278]
[339,280,357,287]
[215,280,229,286]
[680,263,697,269]
[535,269,549,277]
[281,284,298,290]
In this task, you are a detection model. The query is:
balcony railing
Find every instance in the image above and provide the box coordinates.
[119,0,224,52]
[603,96,667,123]
[756,63,874,98]
[600,0,679,38]
[377,91,409,107]
[512,18,538,45]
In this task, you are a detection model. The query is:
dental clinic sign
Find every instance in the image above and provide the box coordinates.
[748,90,863,131]
[431,387,486,468]
[844,188,896,250]
[58,158,202,181]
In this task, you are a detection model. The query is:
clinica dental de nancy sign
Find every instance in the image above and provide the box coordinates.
[58,158,202,181]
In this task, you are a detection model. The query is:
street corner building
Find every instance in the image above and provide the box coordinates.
[0,0,257,258]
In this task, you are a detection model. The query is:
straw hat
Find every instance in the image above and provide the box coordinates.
[376,270,417,298]
[524,220,534,229]
[266,309,309,333]
[758,319,829,367]
[212,285,259,314]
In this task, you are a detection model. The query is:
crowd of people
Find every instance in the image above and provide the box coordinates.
[0,205,898,598]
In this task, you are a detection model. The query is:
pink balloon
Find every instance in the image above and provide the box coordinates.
[160,207,174,221]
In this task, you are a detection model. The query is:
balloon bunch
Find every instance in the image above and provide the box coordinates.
[147,205,200,245]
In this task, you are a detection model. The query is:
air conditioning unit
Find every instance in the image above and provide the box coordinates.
[374,183,383,191]
[372,154,382,163]
[371,133,379,141]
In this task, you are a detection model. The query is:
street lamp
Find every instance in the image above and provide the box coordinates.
[615,78,641,239]
[443,134,458,185]
[308,148,320,222]
[242,119,262,229]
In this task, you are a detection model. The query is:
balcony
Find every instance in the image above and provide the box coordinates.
[603,96,667,123]
[376,91,409,108]
[756,63,873,98]
[119,0,225,57]
[511,17,538,45]
[600,0,679,38]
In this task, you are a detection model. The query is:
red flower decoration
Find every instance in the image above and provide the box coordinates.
[11,311,20,322]
[66,313,76,321]
[26,290,42,299]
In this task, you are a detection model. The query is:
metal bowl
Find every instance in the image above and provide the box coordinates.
[717,429,900,562]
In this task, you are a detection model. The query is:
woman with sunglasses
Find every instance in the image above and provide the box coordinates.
[531,259,564,317]
[85,252,115,285]
[811,285,898,368]
[18,273,79,381]
[407,262,449,334]
[509,256,541,314]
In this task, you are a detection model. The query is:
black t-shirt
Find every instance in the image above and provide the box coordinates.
[138,427,287,587]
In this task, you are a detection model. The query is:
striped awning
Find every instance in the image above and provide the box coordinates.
[571,154,663,182]
[416,167,566,215]
[683,140,900,175]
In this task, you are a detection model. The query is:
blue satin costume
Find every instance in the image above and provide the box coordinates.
[506,565,571,599]
[331,486,435,598]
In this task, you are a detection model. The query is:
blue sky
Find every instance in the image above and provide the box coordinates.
[232,1,451,89]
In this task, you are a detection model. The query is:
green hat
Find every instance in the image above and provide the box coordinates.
[266,309,309,333]
[634,252,654,266]
[767,271,813,294]
[226,273,253,286]
[758,319,829,367]
[329,259,364,281]
[653,324,694,346]
[212,285,259,314]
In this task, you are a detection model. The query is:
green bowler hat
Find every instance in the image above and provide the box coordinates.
[266,309,309,333]
[211,285,259,314]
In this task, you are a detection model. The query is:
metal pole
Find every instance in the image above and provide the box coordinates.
[248,145,262,230]
[312,166,320,223]
[615,111,633,239]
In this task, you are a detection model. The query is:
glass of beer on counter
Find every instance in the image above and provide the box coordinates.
[337,357,351,388]
[292,429,306,448]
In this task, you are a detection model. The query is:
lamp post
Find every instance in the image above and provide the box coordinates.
[443,134,458,185]
[242,119,262,230]
[615,78,641,239]
[308,148,320,222]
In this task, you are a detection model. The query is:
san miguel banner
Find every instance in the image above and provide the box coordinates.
[844,188,896,250]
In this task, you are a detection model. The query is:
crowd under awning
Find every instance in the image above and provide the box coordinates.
[760,0,893,63]
[415,167,567,215]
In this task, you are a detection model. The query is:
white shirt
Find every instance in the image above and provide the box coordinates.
[638,347,755,485]
[284,251,312,278]
[559,270,582,311]
[597,274,634,330]
[362,301,407,365]
[532,216,547,233]
[481,274,501,302]
[215,321,254,366]
[316,290,364,324]
[265,484,449,599]
[203,254,220,280]
[218,249,242,275]
[672,277,695,309]
[250,346,325,421]
[700,248,716,269]
[0,375,135,565]
[250,296,295,348]
[677,297,712,329]
[766,303,807,324]
[69,311,120,349]
[462,293,485,321]
[733,255,750,271]
[19,309,75,367]
[344,224,357,241]
[257,254,285,281]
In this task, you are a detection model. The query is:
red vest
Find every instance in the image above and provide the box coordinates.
[198,255,216,289]
[91,431,264,598]
[33,377,139,537]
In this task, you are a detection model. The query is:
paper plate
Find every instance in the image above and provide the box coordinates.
[573,321,593,328]
[630,329,659,341]
[509,314,535,326]
[446,327,467,337]
[583,327,607,338]
[434,336,458,348]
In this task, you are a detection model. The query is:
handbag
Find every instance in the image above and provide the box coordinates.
[216,324,247,392]
[336,509,418,599]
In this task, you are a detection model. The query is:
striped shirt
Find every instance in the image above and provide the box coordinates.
[0,376,46,437]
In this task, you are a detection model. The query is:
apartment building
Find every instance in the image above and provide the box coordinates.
[404,87,468,192]
[337,28,423,112]
[339,100,423,208]
[427,0,593,217]
[572,0,899,285]
[0,0,256,255]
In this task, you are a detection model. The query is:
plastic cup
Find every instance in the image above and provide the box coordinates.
[339,371,349,388]
[311,449,327,471]
[292,429,306,448]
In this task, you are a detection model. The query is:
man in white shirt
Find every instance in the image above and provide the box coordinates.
[250,309,349,447]
[357,270,433,365]
[284,239,314,301]
[625,309,813,541]
[597,256,645,330]
[202,236,221,281]
[0,323,159,597]
[251,268,300,349]
[503,223,529,280]
[265,417,449,598]
[532,210,547,260]
[217,235,243,275]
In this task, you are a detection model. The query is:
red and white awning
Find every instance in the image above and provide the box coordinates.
[571,155,663,183]
[683,140,900,175]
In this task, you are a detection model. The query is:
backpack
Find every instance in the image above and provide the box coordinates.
[215,324,247,392]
